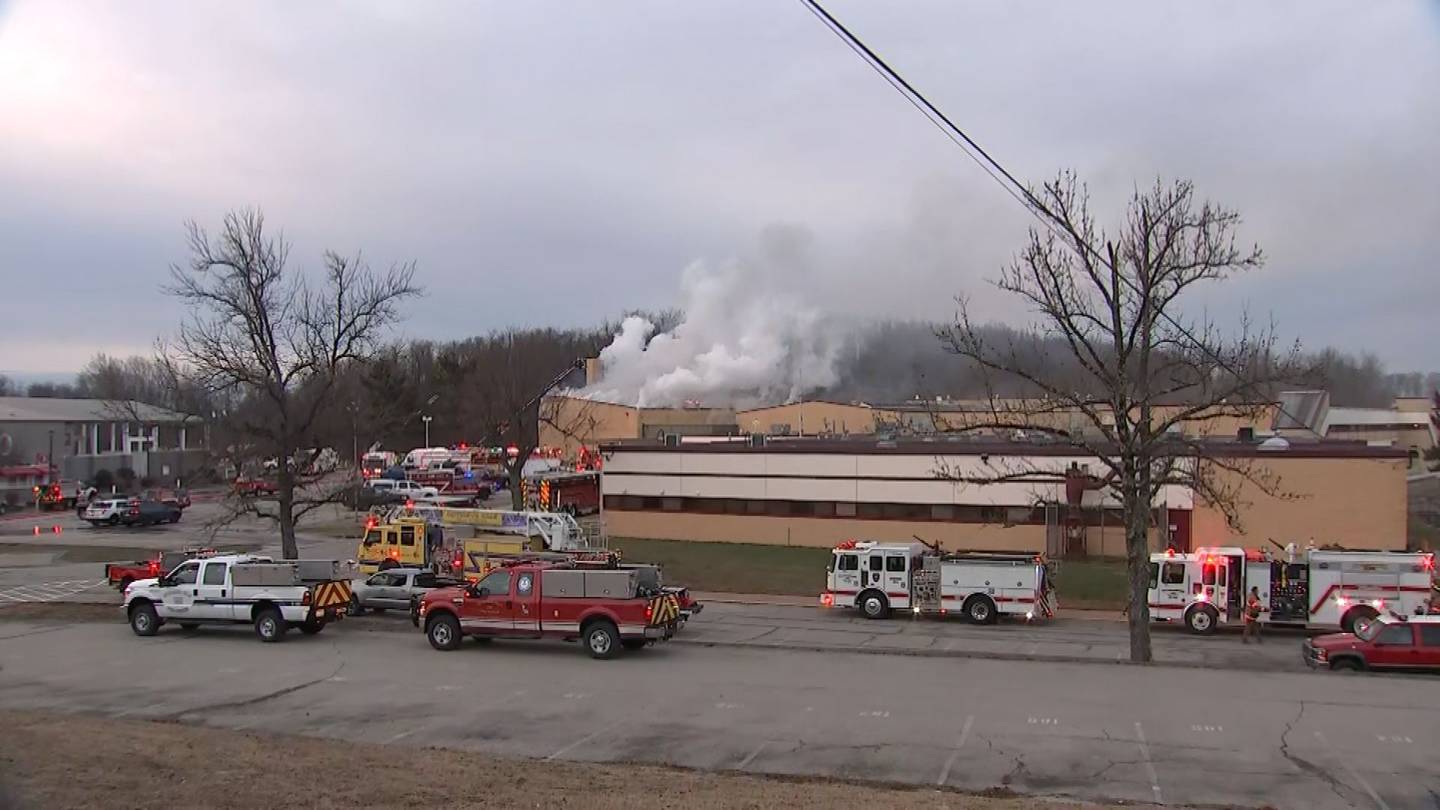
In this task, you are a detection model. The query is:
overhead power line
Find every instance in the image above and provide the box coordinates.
[798,0,1321,438]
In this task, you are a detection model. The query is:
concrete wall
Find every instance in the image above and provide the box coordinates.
[1190,455,1408,551]
[736,402,881,436]
[539,397,641,458]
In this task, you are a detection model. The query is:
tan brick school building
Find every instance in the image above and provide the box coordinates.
[598,436,1409,555]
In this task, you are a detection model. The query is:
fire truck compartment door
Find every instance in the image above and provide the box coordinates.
[883,553,908,593]
[867,554,884,587]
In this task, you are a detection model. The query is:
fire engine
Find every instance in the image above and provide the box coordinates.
[821,541,1056,624]
[1148,546,1436,635]
[523,470,601,516]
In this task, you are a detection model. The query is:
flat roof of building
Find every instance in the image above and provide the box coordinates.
[0,397,189,423]
[600,435,1408,459]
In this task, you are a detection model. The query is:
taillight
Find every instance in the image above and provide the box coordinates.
[644,602,654,623]
[302,590,312,606]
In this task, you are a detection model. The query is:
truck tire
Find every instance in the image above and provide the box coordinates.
[1340,606,1378,635]
[254,608,286,642]
[427,614,462,651]
[965,595,998,625]
[621,639,648,651]
[1330,656,1364,672]
[583,621,620,659]
[1185,605,1218,635]
[300,620,324,635]
[128,602,160,636]
[107,515,120,527]
[858,591,890,620]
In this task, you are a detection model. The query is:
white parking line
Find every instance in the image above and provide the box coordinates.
[544,719,626,761]
[936,714,975,786]
[1315,731,1391,810]
[1135,722,1163,805]
[736,740,771,770]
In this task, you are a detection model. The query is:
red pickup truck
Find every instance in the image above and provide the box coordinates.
[1304,615,1440,672]
[418,560,687,659]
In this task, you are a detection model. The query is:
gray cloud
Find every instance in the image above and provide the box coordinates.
[1,1,1436,371]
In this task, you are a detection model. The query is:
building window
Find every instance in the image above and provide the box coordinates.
[661,498,682,512]
[835,502,856,518]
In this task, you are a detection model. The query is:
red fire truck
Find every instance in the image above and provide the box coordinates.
[523,470,601,516]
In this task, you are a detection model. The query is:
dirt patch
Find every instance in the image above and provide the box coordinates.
[0,709,1135,810]
[0,602,118,623]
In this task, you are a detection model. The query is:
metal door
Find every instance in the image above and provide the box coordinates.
[512,570,539,633]
[159,561,201,619]
[194,561,233,620]
[865,553,884,590]
[832,553,861,596]
[883,553,909,597]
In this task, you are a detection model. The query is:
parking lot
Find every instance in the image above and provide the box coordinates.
[0,617,1434,809]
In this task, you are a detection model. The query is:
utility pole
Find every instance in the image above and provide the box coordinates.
[422,415,433,448]
[46,429,54,485]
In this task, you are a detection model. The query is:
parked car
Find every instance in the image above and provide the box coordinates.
[233,477,278,498]
[344,484,408,512]
[349,567,463,615]
[82,499,131,527]
[1304,615,1440,672]
[123,498,183,527]
[366,479,439,499]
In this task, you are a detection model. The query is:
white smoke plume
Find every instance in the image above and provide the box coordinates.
[579,256,847,408]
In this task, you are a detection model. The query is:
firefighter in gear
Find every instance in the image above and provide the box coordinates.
[1242,586,1265,644]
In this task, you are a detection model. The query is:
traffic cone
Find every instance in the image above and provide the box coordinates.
[33,526,40,536]
[52,525,62,535]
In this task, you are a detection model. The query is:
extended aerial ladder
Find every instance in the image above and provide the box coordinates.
[381,504,595,552]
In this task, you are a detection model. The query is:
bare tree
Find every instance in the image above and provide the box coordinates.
[937,173,1310,663]
[164,209,419,558]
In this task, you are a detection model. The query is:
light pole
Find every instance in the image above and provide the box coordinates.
[47,430,55,485]
[422,415,433,448]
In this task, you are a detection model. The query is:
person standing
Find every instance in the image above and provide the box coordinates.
[1242,586,1266,644]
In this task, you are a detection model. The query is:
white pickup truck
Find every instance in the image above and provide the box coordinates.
[123,554,354,642]
[366,479,440,499]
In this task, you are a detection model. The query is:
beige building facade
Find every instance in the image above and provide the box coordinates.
[601,438,1409,556]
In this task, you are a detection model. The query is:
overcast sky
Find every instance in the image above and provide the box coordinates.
[2,1,1437,374]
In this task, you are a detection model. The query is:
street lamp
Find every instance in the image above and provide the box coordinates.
[422,415,433,448]
[47,430,54,485]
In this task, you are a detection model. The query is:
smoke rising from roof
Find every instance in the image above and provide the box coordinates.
[578,255,848,408]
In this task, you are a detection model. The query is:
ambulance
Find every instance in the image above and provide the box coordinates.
[1148,545,1435,634]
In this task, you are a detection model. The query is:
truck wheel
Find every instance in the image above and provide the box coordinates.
[254,608,286,642]
[621,639,648,651]
[583,621,620,659]
[168,512,181,524]
[965,595,998,625]
[427,614,462,651]
[107,515,120,527]
[128,602,160,637]
[1185,605,1218,635]
[300,620,324,635]
[858,591,890,620]
[1340,606,1378,635]
[1330,657,1364,672]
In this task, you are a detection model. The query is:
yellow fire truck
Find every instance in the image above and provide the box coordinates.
[357,504,598,578]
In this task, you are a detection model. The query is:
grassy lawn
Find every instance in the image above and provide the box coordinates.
[1054,557,1129,611]
[612,536,1133,608]
[610,537,830,596]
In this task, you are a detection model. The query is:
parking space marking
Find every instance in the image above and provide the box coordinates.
[936,714,975,786]
[0,579,106,603]
[1374,735,1412,744]
[1026,716,1058,726]
[1191,724,1224,733]
[1315,731,1390,810]
[859,710,890,718]
[1135,722,1163,806]
[714,702,741,710]
[736,740,771,770]
[544,719,626,761]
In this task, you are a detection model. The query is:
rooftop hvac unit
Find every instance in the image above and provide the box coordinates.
[749,433,766,448]
[663,433,680,448]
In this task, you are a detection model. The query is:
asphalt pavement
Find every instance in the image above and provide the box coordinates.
[0,617,1433,809]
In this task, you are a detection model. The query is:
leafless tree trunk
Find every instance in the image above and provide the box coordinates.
[163,209,419,558]
[936,173,1310,663]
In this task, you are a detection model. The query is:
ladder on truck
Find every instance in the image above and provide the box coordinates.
[384,505,596,552]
